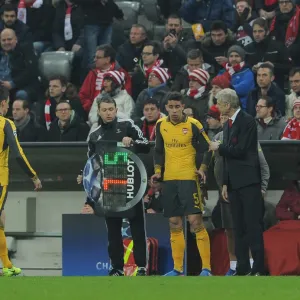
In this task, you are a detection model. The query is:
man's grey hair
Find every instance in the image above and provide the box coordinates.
[216,88,240,109]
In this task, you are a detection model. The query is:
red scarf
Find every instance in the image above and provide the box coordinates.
[141,114,163,141]
[18,0,43,23]
[144,59,163,78]
[187,86,206,99]
[282,118,300,140]
[44,98,52,131]
[270,6,300,48]
[64,4,73,41]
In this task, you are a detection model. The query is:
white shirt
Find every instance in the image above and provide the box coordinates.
[230,108,241,124]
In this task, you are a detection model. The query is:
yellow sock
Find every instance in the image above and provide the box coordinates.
[0,226,12,268]
[195,228,211,270]
[170,228,185,273]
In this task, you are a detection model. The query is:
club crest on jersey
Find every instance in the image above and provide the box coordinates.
[182,128,188,135]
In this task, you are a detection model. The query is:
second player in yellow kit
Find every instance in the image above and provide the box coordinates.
[152,92,212,276]
[0,87,42,277]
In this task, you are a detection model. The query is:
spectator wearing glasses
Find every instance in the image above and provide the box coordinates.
[48,100,89,141]
[255,96,286,140]
[247,63,286,117]
[132,67,170,120]
[116,24,148,73]
[43,76,85,130]
[131,41,165,101]
[270,0,300,66]
[79,44,131,114]
[245,18,292,90]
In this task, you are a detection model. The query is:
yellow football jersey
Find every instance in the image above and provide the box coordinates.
[0,116,36,186]
[154,116,210,181]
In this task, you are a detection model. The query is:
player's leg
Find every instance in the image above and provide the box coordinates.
[161,181,185,276]
[180,180,212,276]
[166,216,185,276]
[128,201,147,276]
[105,217,124,276]
[221,201,253,275]
[0,186,21,277]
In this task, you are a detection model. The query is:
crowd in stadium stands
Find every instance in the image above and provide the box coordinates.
[2,0,300,274]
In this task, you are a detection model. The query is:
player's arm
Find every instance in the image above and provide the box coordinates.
[153,121,164,176]
[4,120,41,189]
[4,119,36,178]
[192,120,210,170]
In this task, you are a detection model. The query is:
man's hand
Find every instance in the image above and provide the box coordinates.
[122,137,133,147]
[151,173,161,185]
[72,44,81,52]
[143,194,150,203]
[57,47,65,52]
[77,174,83,184]
[167,34,178,47]
[81,204,94,214]
[222,185,229,202]
[32,176,42,191]
[261,190,266,200]
[209,141,220,152]
[195,169,206,184]
[215,56,228,65]
[163,36,172,50]
[147,208,156,214]
[1,81,12,90]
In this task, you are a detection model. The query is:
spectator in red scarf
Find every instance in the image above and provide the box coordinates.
[136,98,165,142]
[282,99,300,140]
[132,67,170,121]
[79,44,131,114]
[183,68,210,123]
[219,45,255,110]
[270,0,300,66]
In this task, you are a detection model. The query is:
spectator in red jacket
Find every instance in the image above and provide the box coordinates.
[79,44,131,113]
[276,181,300,221]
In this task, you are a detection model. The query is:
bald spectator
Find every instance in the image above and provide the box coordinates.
[0,4,33,48]
[0,28,40,102]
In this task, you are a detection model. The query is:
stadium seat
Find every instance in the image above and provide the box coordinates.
[141,0,160,23]
[116,2,141,31]
[39,51,74,82]
[153,25,165,41]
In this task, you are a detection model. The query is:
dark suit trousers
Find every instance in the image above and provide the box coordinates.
[105,201,147,270]
[229,183,265,274]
